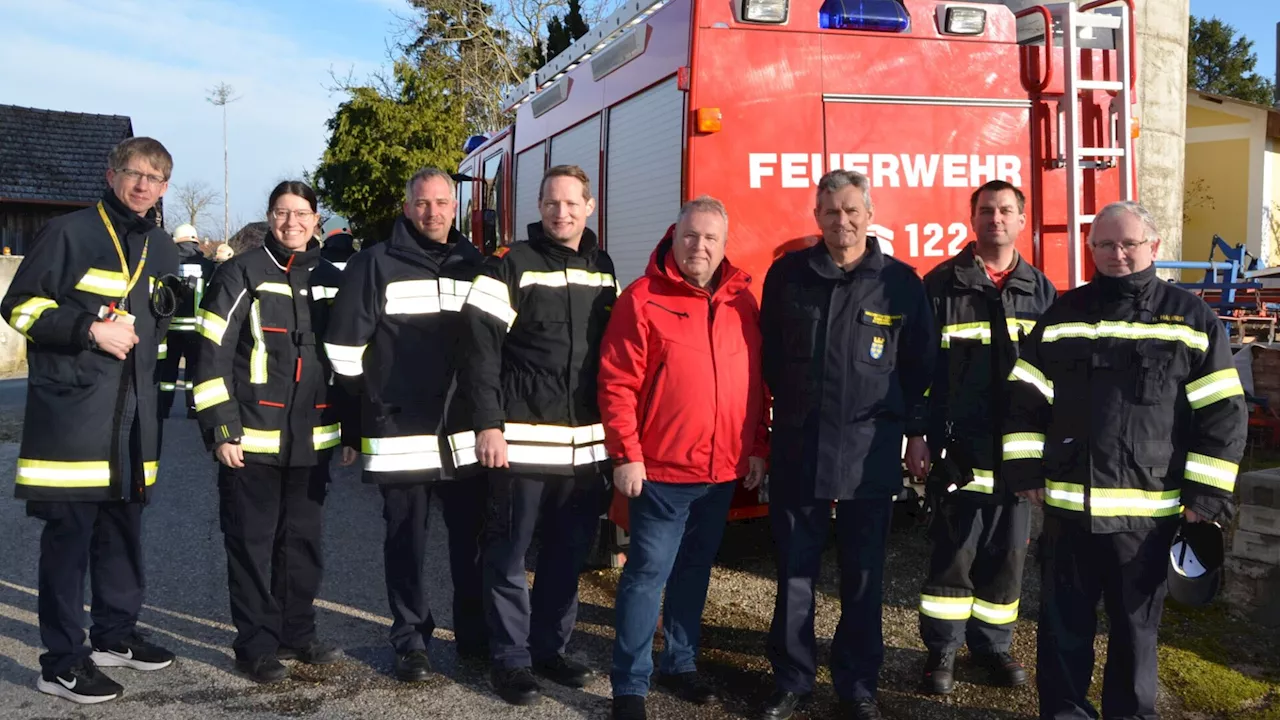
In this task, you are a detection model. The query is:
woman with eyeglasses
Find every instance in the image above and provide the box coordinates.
[192,181,353,683]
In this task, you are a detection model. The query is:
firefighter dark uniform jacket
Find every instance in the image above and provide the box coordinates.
[760,239,936,502]
[923,243,1056,500]
[460,223,617,477]
[192,232,344,467]
[1003,265,1247,531]
[157,241,215,385]
[2,190,178,502]
[323,218,483,483]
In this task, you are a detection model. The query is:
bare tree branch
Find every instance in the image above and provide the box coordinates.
[170,180,221,235]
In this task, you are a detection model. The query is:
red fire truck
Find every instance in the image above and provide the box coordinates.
[455,0,1138,539]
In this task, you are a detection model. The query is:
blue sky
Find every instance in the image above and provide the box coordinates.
[0,1,1276,238]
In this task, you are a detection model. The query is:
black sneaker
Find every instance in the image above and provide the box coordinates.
[973,650,1029,687]
[532,653,593,688]
[235,655,289,684]
[920,650,956,695]
[36,659,123,704]
[612,694,648,720]
[90,632,175,671]
[277,640,341,665]
[395,650,432,682]
[491,666,542,706]
[656,671,718,704]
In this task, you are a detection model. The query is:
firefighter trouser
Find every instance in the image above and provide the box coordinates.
[381,479,487,656]
[919,494,1030,654]
[767,497,894,701]
[28,500,145,677]
[482,471,607,669]
[1037,515,1178,720]
[157,331,198,418]
[218,462,329,662]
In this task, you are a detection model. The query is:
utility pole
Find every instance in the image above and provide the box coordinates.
[206,82,241,242]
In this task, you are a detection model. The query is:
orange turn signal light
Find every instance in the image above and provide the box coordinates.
[696,107,722,133]
[1131,115,1141,139]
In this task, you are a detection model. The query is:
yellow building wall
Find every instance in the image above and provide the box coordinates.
[1182,138,1251,279]
[1268,144,1280,266]
[1186,104,1252,128]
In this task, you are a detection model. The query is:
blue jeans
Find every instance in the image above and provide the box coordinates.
[611,480,737,697]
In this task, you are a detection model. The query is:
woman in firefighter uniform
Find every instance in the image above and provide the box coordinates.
[193,181,347,684]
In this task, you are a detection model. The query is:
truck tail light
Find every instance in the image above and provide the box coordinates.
[737,0,789,24]
[819,0,910,33]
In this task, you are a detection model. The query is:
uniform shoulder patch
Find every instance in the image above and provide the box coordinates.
[492,246,511,258]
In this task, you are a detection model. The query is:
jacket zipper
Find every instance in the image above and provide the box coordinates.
[647,301,689,318]
[640,362,666,433]
[707,296,717,478]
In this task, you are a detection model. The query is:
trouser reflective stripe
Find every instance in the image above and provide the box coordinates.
[972,598,1019,624]
[919,594,973,620]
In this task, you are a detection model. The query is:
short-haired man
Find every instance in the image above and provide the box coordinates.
[461,165,617,705]
[917,181,1056,694]
[1004,202,1246,719]
[324,168,487,682]
[2,137,180,703]
[759,170,936,720]
[599,196,769,720]
[156,222,214,420]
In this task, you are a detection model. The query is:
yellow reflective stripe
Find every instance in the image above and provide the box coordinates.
[940,322,990,348]
[249,300,267,384]
[1184,452,1238,492]
[518,269,617,289]
[972,598,1019,625]
[919,594,973,621]
[198,309,230,345]
[1041,321,1209,351]
[311,285,339,300]
[1185,369,1245,410]
[313,423,342,451]
[503,422,604,446]
[1009,359,1054,403]
[9,296,59,338]
[507,444,575,466]
[158,382,178,391]
[385,279,442,315]
[1090,487,1182,518]
[465,275,517,328]
[575,442,608,465]
[1045,479,1086,512]
[362,435,439,455]
[193,378,231,411]
[157,338,168,358]
[449,431,479,467]
[960,468,995,493]
[75,268,129,296]
[16,459,112,488]
[324,343,366,377]
[1002,432,1045,460]
[439,278,472,313]
[256,282,293,297]
[241,427,281,454]
[144,461,158,486]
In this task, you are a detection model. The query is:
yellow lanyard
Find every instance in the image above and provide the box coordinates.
[97,202,149,302]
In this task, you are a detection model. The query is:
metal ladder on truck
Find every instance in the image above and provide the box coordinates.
[1023,1,1137,288]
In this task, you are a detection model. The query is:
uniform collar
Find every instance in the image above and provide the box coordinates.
[807,236,885,280]
[952,242,1037,293]
[387,216,479,269]
[100,190,159,233]
[263,230,321,272]
[1092,264,1157,299]
[527,222,600,262]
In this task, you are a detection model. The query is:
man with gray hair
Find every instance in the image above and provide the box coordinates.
[598,196,768,720]
[759,170,936,720]
[1003,201,1245,719]
[323,167,487,682]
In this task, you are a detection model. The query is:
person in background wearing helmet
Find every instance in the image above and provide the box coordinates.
[156,223,215,420]
[916,181,1055,695]
[214,244,235,264]
[322,228,357,270]
[1003,202,1246,720]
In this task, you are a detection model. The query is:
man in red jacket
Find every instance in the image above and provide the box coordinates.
[599,196,769,720]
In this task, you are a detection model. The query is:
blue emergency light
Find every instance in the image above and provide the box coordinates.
[818,0,910,32]
[463,134,489,154]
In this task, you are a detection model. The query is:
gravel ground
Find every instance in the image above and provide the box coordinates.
[0,411,1189,720]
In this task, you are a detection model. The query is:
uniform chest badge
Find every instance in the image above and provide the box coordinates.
[870,336,885,360]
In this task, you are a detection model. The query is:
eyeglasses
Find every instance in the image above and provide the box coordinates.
[270,209,316,221]
[1091,239,1150,254]
[116,168,168,186]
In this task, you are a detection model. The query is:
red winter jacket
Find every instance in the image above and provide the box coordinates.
[598,228,768,485]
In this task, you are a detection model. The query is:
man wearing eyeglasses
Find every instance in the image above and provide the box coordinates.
[1002,201,1245,720]
[1,138,180,704]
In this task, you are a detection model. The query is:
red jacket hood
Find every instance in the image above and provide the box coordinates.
[645,224,752,300]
